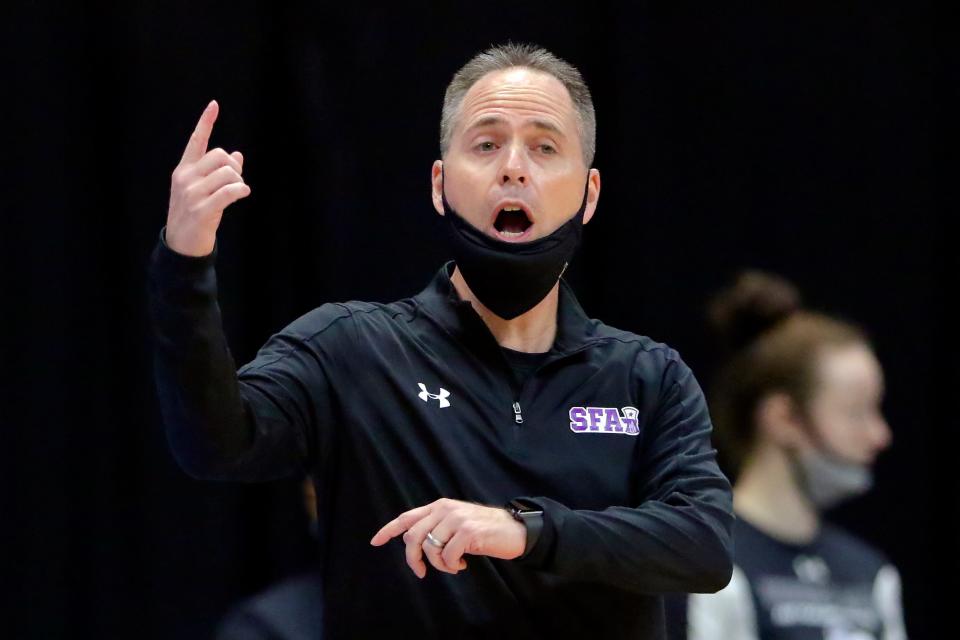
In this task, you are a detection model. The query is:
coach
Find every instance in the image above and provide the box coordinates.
[149,43,734,639]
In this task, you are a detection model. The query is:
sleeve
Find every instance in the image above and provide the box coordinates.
[148,227,344,482]
[874,564,908,640]
[687,565,760,640]
[513,350,735,594]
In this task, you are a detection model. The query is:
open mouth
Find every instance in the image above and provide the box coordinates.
[492,206,533,239]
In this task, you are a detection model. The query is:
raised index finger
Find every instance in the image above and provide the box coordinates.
[180,100,218,164]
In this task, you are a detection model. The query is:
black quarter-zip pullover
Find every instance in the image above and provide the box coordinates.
[148,229,734,639]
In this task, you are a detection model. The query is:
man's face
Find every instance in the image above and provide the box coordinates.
[432,68,600,242]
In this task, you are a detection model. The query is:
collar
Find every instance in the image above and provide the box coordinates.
[413,261,597,357]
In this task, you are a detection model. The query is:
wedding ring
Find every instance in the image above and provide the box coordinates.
[425,532,446,549]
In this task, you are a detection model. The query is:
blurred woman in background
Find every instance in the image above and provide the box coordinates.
[686,271,907,640]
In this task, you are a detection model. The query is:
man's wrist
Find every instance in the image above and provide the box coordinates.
[505,499,544,560]
[161,226,216,259]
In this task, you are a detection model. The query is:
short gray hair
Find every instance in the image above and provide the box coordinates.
[440,43,596,166]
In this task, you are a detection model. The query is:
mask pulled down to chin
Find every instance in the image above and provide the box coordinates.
[793,448,874,509]
[440,173,590,320]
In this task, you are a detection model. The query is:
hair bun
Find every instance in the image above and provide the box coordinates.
[708,270,802,352]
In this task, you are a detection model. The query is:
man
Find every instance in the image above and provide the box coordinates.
[149,43,733,639]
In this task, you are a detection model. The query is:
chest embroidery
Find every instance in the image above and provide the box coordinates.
[569,406,640,435]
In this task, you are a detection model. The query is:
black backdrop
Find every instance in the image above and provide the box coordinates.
[1,3,951,638]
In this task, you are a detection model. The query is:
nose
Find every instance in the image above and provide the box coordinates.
[499,142,527,186]
[870,415,893,453]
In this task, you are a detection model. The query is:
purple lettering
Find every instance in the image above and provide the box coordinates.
[586,407,604,431]
[569,407,588,432]
[603,408,623,432]
[568,406,642,437]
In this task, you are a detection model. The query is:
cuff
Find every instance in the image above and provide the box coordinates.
[152,226,218,275]
[148,226,221,308]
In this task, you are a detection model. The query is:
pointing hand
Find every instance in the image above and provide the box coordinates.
[165,100,250,257]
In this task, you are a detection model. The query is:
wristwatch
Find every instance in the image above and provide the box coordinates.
[505,499,543,559]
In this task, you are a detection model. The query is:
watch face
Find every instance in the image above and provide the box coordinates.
[508,500,543,518]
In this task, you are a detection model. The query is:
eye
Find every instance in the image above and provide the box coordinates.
[476,141,497,152]
[539,143,557,155]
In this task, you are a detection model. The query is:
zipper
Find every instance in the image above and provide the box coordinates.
[459,308,599,431]
[506,341,596,429]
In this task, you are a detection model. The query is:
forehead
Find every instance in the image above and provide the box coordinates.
[455,67,578,135]
[816,344,883,396]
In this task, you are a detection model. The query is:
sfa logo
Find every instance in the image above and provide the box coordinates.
[569,406,641,436]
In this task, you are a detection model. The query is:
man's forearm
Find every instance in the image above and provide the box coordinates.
[148,228,255,479]
[514,354,735,594]
[513,488,734,595]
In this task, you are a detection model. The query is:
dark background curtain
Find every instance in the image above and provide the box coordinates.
[1,3,950,638]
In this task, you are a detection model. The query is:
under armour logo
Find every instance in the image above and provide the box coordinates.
[417,383,451,408]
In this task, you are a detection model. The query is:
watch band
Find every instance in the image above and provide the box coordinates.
[505,499,544,560]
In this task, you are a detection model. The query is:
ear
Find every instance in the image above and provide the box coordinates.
[431,160,444,216]
[755,392,812,451]
[582,167,601,225]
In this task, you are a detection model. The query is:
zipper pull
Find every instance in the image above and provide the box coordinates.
[513,402,523,424]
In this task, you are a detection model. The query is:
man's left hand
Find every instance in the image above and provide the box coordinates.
[370,498,526,578]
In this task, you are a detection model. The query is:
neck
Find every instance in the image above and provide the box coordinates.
[451,266,558,353]
[734,442,820,544]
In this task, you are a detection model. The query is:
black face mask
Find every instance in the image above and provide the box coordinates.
[440,172,589,320]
